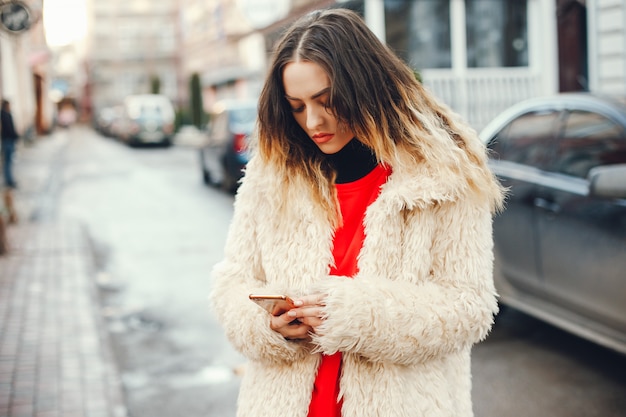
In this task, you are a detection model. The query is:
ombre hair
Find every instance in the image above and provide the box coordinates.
[256,8,499,225]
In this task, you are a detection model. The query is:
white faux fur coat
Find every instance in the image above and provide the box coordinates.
[210,136,503,417]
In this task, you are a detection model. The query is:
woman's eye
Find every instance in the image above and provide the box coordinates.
[291,106,304,113]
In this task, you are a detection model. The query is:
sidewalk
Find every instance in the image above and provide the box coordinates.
[0,130,127,417]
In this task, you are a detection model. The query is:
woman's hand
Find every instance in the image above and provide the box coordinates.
[287,293,326,332]
[269,311,313,341]
[268,293,326,340]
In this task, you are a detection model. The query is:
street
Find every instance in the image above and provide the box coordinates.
[21,126,626,417]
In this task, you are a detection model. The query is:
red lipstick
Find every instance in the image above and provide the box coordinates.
[312,132,334,144]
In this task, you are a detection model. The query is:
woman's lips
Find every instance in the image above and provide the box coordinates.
[312,133,334,144]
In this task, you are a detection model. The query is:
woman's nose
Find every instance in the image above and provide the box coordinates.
[306,106,323,131]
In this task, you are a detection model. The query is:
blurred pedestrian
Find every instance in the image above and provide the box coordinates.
[1,99,19,188]
[210,8,504,417]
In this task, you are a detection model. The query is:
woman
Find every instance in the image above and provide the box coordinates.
[210,8,504,417]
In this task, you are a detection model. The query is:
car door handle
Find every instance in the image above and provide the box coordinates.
[533,197,561,214]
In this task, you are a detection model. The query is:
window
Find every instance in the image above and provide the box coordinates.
[489,110,560,168]
[116,73,136,98]
[384,0,528,70]
[466,0,528,68]
[384,0,451,69]
[554,111,626,178]
[158,29,176,52]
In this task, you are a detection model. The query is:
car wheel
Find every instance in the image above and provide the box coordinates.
[202,167,214,185]
[199,151,210,185]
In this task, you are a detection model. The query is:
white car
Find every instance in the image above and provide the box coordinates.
[118,94,176,146]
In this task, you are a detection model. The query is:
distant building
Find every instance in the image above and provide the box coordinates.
[177,0,335,110]
[178,0,272,108]
[85,0,180,113]
[178,0,257,107]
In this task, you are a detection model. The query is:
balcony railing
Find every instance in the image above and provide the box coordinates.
[422,68,543,131]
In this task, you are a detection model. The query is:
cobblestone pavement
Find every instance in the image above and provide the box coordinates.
[0,131,127,417]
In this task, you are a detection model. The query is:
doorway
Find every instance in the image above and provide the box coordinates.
[557,0,588,92]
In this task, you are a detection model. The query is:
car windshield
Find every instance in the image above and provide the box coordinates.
[230,107,256,124]
[125,96,174,120]
[139,105,162,119]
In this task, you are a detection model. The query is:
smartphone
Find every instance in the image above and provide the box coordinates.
[249,294,296,316]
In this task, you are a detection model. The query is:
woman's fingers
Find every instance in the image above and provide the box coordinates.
[287,306,323,319]
[287,306,325,330]
[293,293,326,307]
[268,293,327,338]
[298,316,324,329]
[269,311,297,330]
[270,312,312,340]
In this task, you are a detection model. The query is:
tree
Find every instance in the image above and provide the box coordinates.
[150,75,161,94]
[189,72,204,129]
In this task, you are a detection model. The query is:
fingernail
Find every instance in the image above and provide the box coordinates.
[294,300,303,307]
[288,310,297,317]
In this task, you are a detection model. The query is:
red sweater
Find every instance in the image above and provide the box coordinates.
[307,164,391,417]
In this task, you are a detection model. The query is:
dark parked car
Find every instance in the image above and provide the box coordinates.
[480,93,626,354]
[199,100,257,191]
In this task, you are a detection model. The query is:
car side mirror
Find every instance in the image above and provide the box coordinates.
[588,164,626,199]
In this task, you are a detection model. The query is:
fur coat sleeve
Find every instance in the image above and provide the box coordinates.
[210,160,314,365]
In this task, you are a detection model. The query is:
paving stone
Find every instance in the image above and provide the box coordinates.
[0,133,128,417]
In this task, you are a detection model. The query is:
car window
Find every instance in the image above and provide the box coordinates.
[488,110,560,168]
[554,110,626,178]
[139,105,162,119]
[229,107,256,125]
[228,107,257,134]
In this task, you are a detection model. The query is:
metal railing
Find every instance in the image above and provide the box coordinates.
[422,68,543,131]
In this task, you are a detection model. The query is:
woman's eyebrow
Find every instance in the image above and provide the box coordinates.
[285,87,330,101]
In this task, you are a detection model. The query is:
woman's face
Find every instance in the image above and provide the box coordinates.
[283,61,354,154]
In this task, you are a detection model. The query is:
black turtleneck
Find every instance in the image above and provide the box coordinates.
[327,138,378,184]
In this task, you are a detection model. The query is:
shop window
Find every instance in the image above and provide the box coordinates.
[384,0,451,69]
[466,0,528,68]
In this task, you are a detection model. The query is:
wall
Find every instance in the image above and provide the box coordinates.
[0,35,36,136]
[588,0,626,93]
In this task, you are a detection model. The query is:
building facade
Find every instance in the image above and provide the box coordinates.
[180,0,560,129]
[177,0,265,107]
[379,0,558,129]
[588,0,626,93]
[191,0,626,130]
[75,0,626,128]
[0,0,53,136]
[85,0,180,112]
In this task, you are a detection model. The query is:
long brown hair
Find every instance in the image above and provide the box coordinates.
[256,8,501,225]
